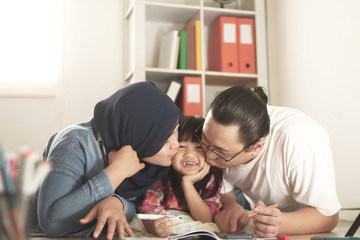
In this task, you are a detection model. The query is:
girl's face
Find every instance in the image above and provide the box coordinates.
[171,140,206,175]
[143,124,179,167]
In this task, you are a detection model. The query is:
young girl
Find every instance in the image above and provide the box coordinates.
[137,116,223,238]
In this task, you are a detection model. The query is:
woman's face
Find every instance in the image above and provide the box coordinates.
[171,140,206,176]
[142,124,179,167]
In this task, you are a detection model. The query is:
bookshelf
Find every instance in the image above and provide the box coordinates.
[123,0,268,115]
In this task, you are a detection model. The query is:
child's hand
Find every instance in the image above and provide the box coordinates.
[142,210,172,238]
[151,217,172,237]
[252,200,281,238]
[182,162,210,184]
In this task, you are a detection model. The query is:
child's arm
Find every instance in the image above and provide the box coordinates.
[182,163,213,222]
[137,181,172,238]
[251,200,339,237]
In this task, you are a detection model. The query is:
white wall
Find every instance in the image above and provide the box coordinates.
[266,0,360,218]
[0,0,124,154]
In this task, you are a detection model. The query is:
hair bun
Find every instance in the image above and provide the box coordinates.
[253,87,268,104]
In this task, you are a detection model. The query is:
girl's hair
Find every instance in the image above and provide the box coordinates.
[209,86,270,148]
[162,116,223,207]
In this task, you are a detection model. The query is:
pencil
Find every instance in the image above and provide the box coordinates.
[135,213,182,220]
[247,204,279,217]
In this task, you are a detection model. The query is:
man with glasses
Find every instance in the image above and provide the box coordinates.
[199,86,340,238]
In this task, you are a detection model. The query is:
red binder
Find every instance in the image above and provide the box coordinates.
[208,16,238,73]
[177,76,203,116]
[237,17,256,73]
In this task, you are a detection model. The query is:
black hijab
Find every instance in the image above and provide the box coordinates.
[93,82,183,198]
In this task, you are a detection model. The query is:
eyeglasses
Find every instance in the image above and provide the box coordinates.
[194,124,257,163]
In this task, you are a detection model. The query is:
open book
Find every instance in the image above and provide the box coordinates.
[124,230,277,240]
[127,210,275,240]
[169,230,252,239]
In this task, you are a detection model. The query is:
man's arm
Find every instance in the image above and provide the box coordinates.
[280,207,339,234]
[251,201,339,237]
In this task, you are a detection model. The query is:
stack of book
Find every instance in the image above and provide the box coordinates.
[158,20,201,71]
[157,19,204,116]
[0,146,51,240]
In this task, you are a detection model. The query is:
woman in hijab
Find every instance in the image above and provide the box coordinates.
[32,82,183,239]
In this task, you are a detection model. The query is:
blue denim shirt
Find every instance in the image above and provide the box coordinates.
[32,120,136,237]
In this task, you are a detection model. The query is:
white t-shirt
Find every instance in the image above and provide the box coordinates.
[221,106,341,216]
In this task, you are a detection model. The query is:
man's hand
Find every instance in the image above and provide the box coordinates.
[215,202,249,233]
[79,196,134,240]
[251,200,281,238]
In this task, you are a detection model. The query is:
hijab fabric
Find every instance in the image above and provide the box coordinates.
[93,82,183,198]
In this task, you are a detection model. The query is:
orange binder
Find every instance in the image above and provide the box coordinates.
[237,17,256,73]
[177,76,203,116]
[208,16,238,73]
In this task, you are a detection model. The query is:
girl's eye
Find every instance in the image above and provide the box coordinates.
[179,145,185,149]
[196,146,203,150]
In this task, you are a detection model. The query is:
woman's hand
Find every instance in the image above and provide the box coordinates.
[251,200,281,238]
[105,146,145,189]
[79,196,134,240]
[108,146,145,178]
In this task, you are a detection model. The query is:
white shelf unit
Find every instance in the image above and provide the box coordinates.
[123,0,268,115]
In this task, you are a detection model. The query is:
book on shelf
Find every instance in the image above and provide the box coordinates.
[176,76,202,117]
[185,24,196,70]
[208,16,239,73]
[177,30,187,69]
[237,17,256,73]
[194,20,202,71]
[158,30,180,69]
[166,79,182,102]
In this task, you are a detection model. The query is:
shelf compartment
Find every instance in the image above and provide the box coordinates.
[145,67,201,91]
[146,3,200,23]
[203,0,255,11]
